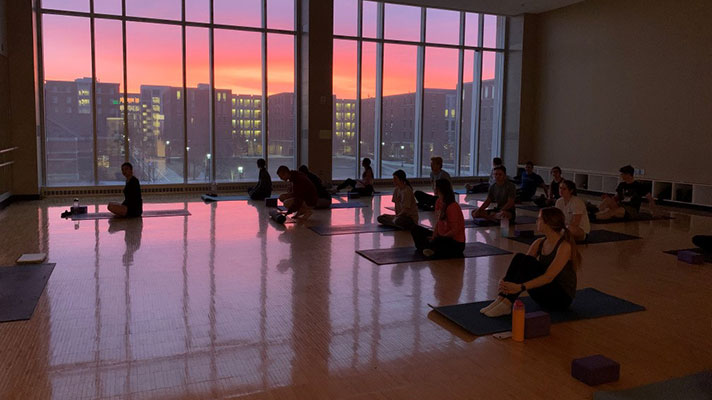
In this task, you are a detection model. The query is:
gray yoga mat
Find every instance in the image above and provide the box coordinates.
[0,264,55,323]
[663,248,712,263]
[593,370,712,400]
[356,242,511,265]
[201,194,251,202]
[468,215,538,227]
[429,288,645,336]
[507,230,641,245]
[70,209,191,220]
[310,223,401,236]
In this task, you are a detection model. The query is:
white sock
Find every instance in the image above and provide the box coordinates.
[484,298,513,317]
[480,297,503,314]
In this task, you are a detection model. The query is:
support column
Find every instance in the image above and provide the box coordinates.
[298,0,333,180]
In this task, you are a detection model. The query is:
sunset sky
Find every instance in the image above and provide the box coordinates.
[41,1,499,98]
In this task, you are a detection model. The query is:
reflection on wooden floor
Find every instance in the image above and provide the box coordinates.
[0,193,710,399]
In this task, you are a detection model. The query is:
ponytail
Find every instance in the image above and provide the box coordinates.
[562,227,582,270]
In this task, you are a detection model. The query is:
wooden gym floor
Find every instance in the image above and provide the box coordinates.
[0,192,710,399]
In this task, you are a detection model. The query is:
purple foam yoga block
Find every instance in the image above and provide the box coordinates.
[515,229,535,238]
[524,311,550,339]
[265,198,278,207]
[677,250,704,265]
[571,354,620,386]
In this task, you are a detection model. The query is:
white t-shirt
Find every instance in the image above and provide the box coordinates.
[555,196,591,234]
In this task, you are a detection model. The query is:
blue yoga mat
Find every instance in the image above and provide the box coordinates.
[468,215,538,227]
[507,230,641,245]
[593,370,712,400]
[330,202,368,209]
[429,288,645,336]
[356,242,511,265]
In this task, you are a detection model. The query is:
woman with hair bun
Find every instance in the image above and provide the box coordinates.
[481,207,581,317]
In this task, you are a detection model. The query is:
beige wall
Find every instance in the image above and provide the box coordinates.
[520,0,712,185]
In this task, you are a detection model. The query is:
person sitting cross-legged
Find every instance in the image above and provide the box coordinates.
[472,165,516,223]
[555,180,590,242]
[595,164,654,220]
[481,207,581,317]
[377,169,419,230]
[108,162,143,217]
[247,158,272,200]
[414,156,451,211]
[410,179,466,259]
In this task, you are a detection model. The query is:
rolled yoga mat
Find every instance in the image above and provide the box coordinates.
[70,209,191,220]
[309,224,401,236]
[507,230,641,245]
[0,264,55,323]
[429,287,645,336]
[593,370,712,400]
[356,242,511,265]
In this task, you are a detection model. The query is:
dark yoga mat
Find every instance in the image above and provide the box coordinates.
[517,204,545,212]
[429,287,645,336]
[70,209,191,220]
[356,242,511,265]
[310,223,401,236]
[468,215,538,227]
[330,202,368,209]
[593,370,712,400]
[507,230,641,245]
[0,264,55,322]
[592,214,673,224]
[201,194,251,202]
[663,248,712,263]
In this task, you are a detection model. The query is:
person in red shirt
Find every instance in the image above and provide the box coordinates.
[276,165,318,220]
[410,179,466,258]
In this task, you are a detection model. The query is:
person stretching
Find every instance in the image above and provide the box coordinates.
[472,165,516,222]
[596,165,654,220]
[415,156,451,211]
[298,165,332,208]
[555,180,590,241]
[248,158,272,200]
[410,179,465,258]
[481,207,580,317]
[377,169,419,230]
[276,165,318,220]
[336,158,375,196]
[108,162,143,217]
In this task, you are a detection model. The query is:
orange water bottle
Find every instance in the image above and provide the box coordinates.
[512,299,525,342]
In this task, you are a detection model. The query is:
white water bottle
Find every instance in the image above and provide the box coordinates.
[73,198,79,208]
[500,216,510,237]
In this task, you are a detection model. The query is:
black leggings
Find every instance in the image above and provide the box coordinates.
[410,225,465,259]
[338,179,374,196]
[414,191,437,210]
[692,235,712,253]
[501,253,572,310]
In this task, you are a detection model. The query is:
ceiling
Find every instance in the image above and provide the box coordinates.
[383,0,586,16]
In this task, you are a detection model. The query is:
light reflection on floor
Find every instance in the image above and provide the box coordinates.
[0,193,710,399]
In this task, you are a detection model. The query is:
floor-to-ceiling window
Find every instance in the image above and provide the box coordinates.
[332,1,506,179]
[40,0,297,186]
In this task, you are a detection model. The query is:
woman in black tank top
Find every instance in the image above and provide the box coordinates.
[481,207,581,317]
